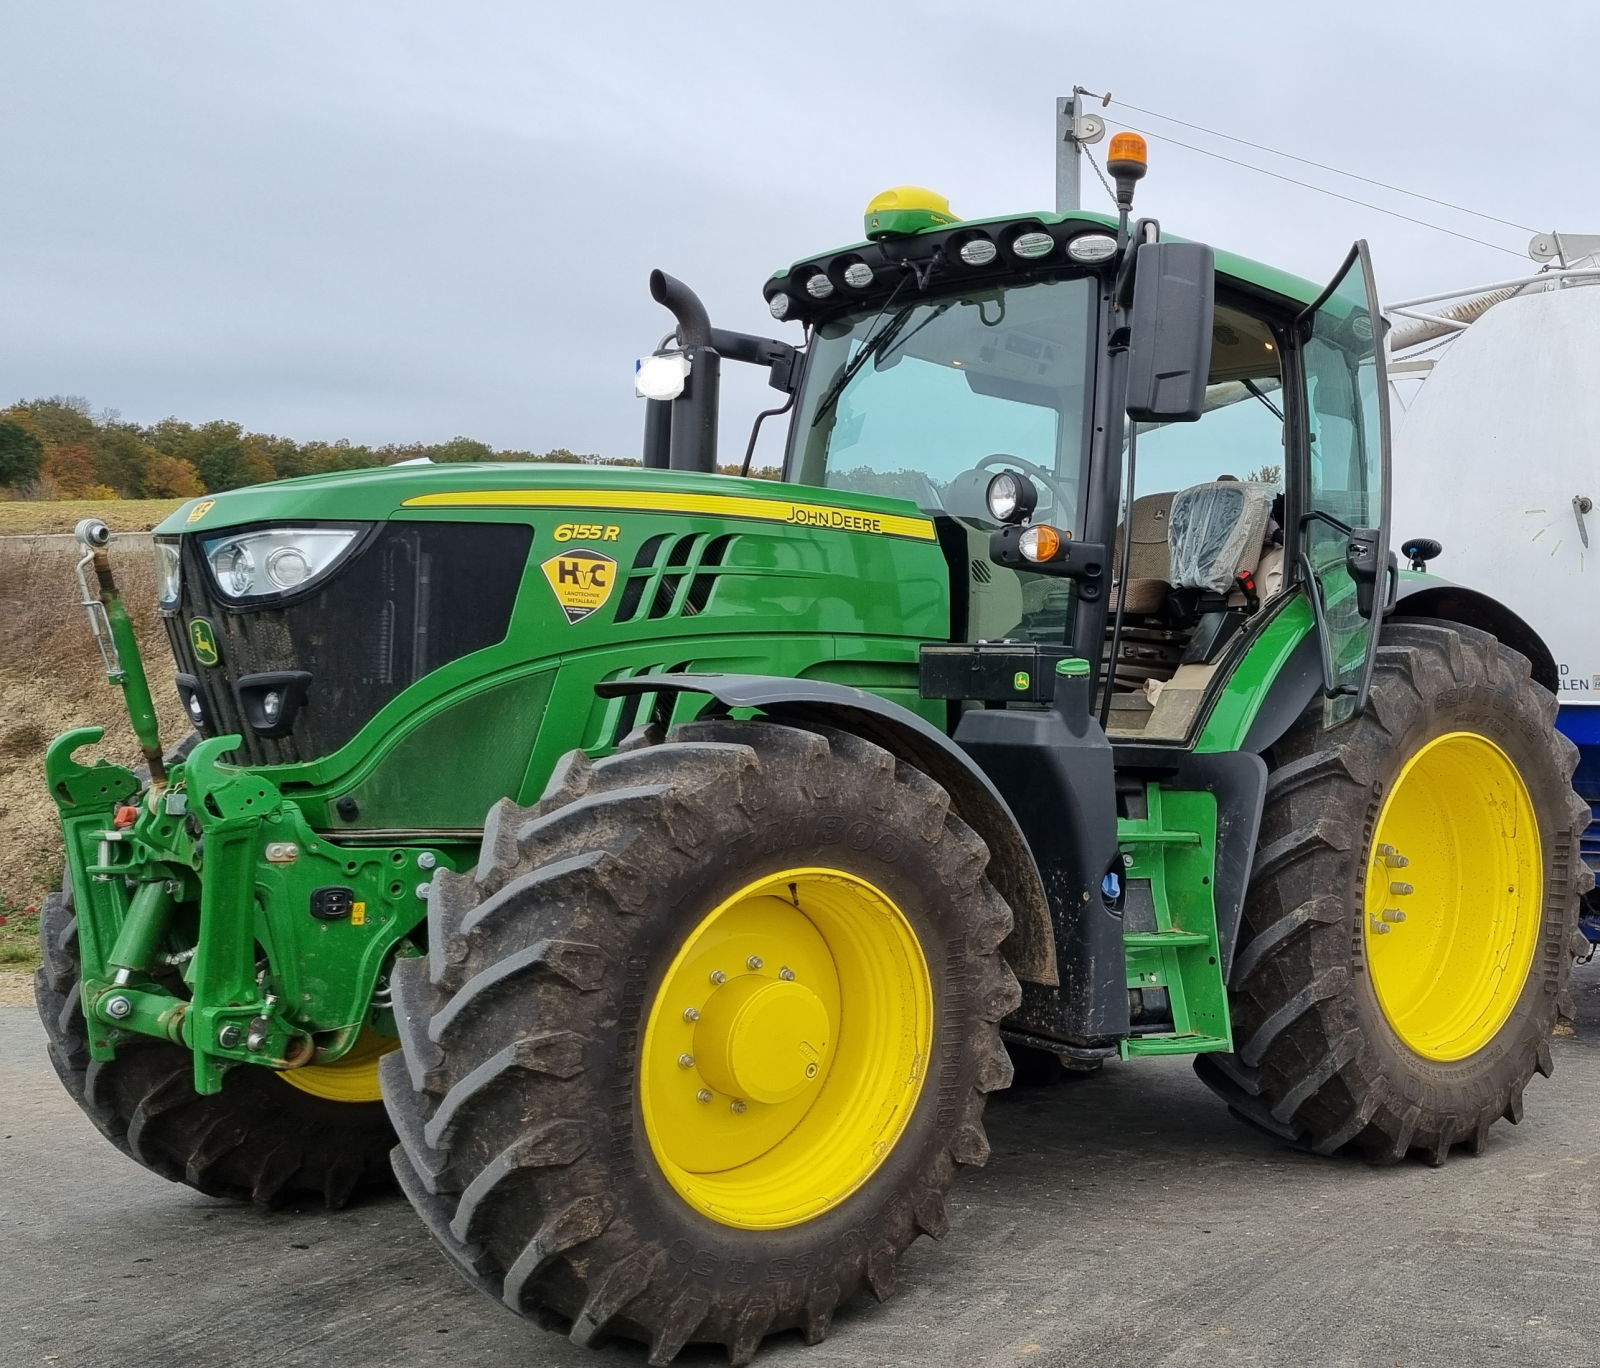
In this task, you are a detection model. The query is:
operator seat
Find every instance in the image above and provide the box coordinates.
[1166,480,1274,597]
[1103,479,1276,703]
[1109,491,1177,614]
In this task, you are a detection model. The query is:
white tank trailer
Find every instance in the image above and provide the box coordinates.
[1388,233,1600,928]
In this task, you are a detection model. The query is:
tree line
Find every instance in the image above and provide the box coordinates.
[0,396,634,500]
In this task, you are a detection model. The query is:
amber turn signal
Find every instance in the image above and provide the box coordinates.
[1019,524,1061,562]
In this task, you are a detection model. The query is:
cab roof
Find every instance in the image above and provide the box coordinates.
[767,208,1322,326]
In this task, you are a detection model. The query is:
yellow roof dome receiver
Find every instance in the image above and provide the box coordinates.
[864,186,960,241]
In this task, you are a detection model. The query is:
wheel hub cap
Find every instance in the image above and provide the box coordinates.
[641,868,933,1230]
[695,975,829,1105]
[1363,730,1542,1062]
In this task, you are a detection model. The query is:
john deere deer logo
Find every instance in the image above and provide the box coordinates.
[541,548,618,624]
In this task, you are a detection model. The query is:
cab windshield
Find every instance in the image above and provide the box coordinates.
[788,277,1095,535]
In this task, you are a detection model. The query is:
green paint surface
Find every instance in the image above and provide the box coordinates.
[1117,783,1232,1059]
[1196,591,1316,753]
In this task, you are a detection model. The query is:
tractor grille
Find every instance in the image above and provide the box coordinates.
[613,533,739,624]
[164,521,532,766]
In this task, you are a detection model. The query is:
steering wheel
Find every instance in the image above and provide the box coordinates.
[975,452,1075,513]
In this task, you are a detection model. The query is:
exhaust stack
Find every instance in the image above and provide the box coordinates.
[649,270,721,474]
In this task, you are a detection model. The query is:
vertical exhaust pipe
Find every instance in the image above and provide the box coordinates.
[648,270,721,474]
[642,398,671,469]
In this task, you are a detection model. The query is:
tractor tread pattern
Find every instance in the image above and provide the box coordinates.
[35,881,396,1208]
[1195,619,1588,1164]
[382,720,1019,1363]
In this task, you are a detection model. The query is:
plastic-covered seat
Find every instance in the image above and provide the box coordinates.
[1167,481,1274,594]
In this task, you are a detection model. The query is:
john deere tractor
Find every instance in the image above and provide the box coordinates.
[41,135,1589,1364]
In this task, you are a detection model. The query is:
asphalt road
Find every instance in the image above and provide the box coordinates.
[8,967,1600,1368]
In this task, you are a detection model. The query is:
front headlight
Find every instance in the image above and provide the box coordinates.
[153,540,182,610]
[201,527,360,601]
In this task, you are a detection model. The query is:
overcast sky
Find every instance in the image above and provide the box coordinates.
[4,2,1596,467]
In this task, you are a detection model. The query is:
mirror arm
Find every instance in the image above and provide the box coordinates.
[708,327,801,392]
[739,390,797,479]
[1115,218,1161,308]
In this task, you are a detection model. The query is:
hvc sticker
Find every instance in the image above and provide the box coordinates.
[541,549,618,624]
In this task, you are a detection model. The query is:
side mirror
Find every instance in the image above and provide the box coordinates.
[1125,241,1215,424]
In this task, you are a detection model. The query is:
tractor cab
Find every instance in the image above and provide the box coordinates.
[641,164,1395,745]
[785,259,1297,741]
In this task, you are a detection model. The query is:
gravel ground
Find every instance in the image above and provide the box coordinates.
[6,966,1600,1368]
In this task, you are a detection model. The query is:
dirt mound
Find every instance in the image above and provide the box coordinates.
[0,532,185,952]
[0,499,185,536]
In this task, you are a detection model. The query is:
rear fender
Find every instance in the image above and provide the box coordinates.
[596,673,1058,986]
[1392,578,1559,693]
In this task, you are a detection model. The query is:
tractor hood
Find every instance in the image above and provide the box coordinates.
[155,462,936,540]
[152,463,951,832]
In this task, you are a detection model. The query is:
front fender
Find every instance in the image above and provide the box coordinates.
[597,672,1058,986]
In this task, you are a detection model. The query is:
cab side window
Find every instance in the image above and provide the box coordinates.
[1134,306,1285,498]
[1101,303,1288,740]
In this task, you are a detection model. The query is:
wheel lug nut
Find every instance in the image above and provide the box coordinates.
[779,967,796,981]
[710,969,727,986]
[747,955,764,970]
[731,1099,747,1114]
[1382,908,1406,924]
[1368,913,1391,935]
[682,1007,700,1023]
[696,1089,713,1104]
[678,1053,695,1069]
[1390,882,1414,896]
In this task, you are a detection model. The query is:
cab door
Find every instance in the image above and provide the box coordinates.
[1297,241,1392,726]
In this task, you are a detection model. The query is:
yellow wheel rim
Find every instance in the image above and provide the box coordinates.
[1364,731,1542,1062]
[641,867,933,1230]
[277,1027,398,1103]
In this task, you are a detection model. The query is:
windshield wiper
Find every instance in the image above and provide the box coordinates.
[875,300,953,369]
[1243,377,1284,422]
[811,294,963,428]
[811,299,918,426]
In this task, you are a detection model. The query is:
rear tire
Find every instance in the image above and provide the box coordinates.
[1197,620,1589,1163]
[382,720,1020,1364]
[35,878,396,1207]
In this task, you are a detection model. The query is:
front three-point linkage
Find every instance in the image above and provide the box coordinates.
[50,730,317,1094]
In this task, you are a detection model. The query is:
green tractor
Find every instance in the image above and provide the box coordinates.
[41,138,1589,1364]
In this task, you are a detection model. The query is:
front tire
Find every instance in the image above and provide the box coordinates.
[382,720,1019,1364]
[36,878,398,1206]
[1197,620,1589,1162]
